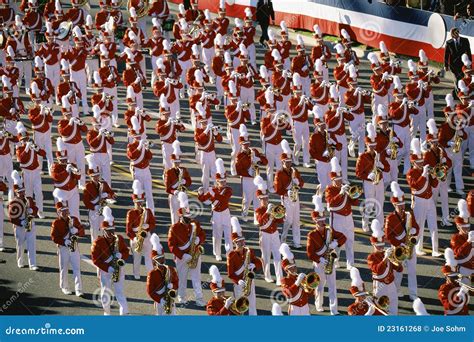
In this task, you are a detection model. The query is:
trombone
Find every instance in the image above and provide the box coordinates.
[364,294,390,316]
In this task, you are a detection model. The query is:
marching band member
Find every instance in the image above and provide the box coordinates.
[8,170,39,270]
[384,182,420,300]
[199,10,217,75]
[98,45,121,127]
[211,34,226,103]
[388,76,417,174]
[83,15,99,86]
[309,59,329,115]
[63,27,89,116]
[98,18,118,68]
[1,47,20,97]
[165,140,191,225]
[270,49,291,114]
[51,138,81,220]
[235,125,268,222]
[172,20,197,96]
[325,84,352,183]
[213,0,229,36]
[126,122,155,213]
[83,155,115,243]
[16,122,44,217]
[407,138,440,257]
[456,81,473,186]
[333,43,349,104]
[280,243,312,315]
[187,45,209,98]
[50,195,84,296]
[439,94,467,196]
[145,19,165,87]
[154,52,183,119]
[198,158,232,261]
[291,35,312,96]
[340,29,359,65]
[451,199,473,281]
[7,15,32,93]
[325,156,359,269]
[27,93,53,173]
[243,8,257,68]
[30,57,54,105]
[236,44,257,123]
[288,73,311,167]
[58,98,87,188]
[406,59,428,140]
[206,265,237,315]
[124,7,146,47]
[307,194,346,314]
[167,192,206,306]
[379,41,402,104]
[347,267,380,316]
[194,115,222,190]
[0,125,15,200]
[417,49,440,120]
[424,119,452,226]
[66,0,89,27]
[344,64,371,157]
[254,175,283,284]
[147,234,179,315]
[227,217,263,315]
[123,48,146,109]
[368,219,401,315]
[126,180,156,280]
[56,59,80,117]
[438,249,470,315]
[367,52,390,118]
[275,140,304,248]
[311,25,331,82]
[91,206,130,315]
[309,106,341,190]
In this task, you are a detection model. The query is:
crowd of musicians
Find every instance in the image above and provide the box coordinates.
[0,0,472,316]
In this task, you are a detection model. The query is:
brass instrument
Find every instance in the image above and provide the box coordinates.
[344,184,363,200]
[134,208,147,253]
[24,199,34,233]
[136,0,151,18]
[187,222,204,269]
[429,163,448,182]
[452,129,462,154]
[323,226,337,275]
[68,216,78,253]
[301,272,320,292]
[164,265,177,314]
[250,148,259,176]
[176,167,188,193]
[242,247,255,297]
[270,204,286,220]
[372,152,383,185]
[325,132,335,159]
[0,129,13,139]
[456,275,474,292]
[386,246,408,267]
[287,167,300,202]
[111,235,125,282]
[388,128,398,160]
[225,296,249,315]
[98,181,117,215]
[364,294,390,316]
[404,211,416,260]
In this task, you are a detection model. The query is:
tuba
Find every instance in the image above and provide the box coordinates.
[187,222,204,269]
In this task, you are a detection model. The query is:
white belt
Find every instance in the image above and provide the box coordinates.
[411,178,428,196]
[132,147,146,166]
[288,288,303,303]
[55,173,71,188]
[456,248,473,265]
[328,195,347,212]
[372,263,390,280]
[234,263,245,276]
[395,230,406,241]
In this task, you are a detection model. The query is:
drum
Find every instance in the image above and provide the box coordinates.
[163,19,175,32]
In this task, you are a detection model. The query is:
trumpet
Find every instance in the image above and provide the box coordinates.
[364,295,390,316]
[274,111,290,126]
[0,130,13,139]
[344,184,363,200]
[386,246,408,267]
[301,272,320,292]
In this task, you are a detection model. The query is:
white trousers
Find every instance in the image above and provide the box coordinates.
[92,152,111,186]
[16,60,32,91]
[335,134,348,183]
[265,143,282,191]
[175,255,203,301]
[169,193,180,225]
[394,252,417,298]
[130,235,153,278]
[425,92,434,119]
[432,180,449,220]
[86,58,99,86]
[241,177,258,218]
[65,142,86,187]
[315,160,330,190]
[240,87,256,122]
[211,209,232,258]
[371,94,388,120]
[88,210,103,243]
[362,180,385,226]
[132,166,154,213]
[281,196,301,247]
[99,268,129,315]
[198,150,216,190]
[329,213,355,267]
[104,87,118,126]
[23,168,43,213]
[0,154,14,200]
[161,142,173,170]
[70,69,89,115]
[58,244,82,293]
[394,125,411,174]
[230,128,241,175]
[348,114,366,156]
[413,195,438,254]
[14,223,36,268]
[259,230,283,284]
[314,260,338,315]
[446,149,464,191]
[154,301,176,316]
[412,104,426,141]
[373,280,398,315]
[234,280,257,315]
[34,130,53,171]
[45,63,60,94]
[293,121,310,165]
[288,303,310,316]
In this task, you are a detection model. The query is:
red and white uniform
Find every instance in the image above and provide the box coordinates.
[344,87,371,155]
[438,281,470,315]
[194,126,222,190]
[281,273,312,315]
[36,41,61,90]
[83,180,114,242]
[63,46,89,115]
[28,104,53,170]
[288,94,312,165]
[58,117,87,187]
[51,162,81,218]
[309,129,341,190]
[56,79,81,117]
[156,118,185,170]
[16,142,45,213]
[0,134,15,199]
[126,140,154,212]
[164,166,192,225]
[290,54,312,95]
[405,81,428,140]
[98,64,121,126]
[146,264,179,315]
[450,232,473,280]
[224,103,250,174]
[86,128,115,185]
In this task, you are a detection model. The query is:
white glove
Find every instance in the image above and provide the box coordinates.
[224,296,234,309]
[142,223,149,230]
[339,184,350,195]
[107,74,113,82]
[401,97,408,106]
[21,219,27,227]
[409,228,417,236]
[138,139,145,149]
[266,203,274,214]
[94,205,100,211]
[67,90,73,98]
[384,249,391,259]
[134,77,141,84]
[69,117,75,125]
[159,298,166,306]
[194,237,200,245]
[249,263,255,270]
[329,240,338,249]
[70,227,78,235]
[66,164,74,173]
[182,253,192,262]
[238,279,245,287]
[343,63,350,72]
[422,165,430,177]
[101,192,108,198]
[322,150,329,157]
[115,252,122,259]
[99,128,106,135]
[468,231,474,243]
[382,72,389,80]
[64,239,71,247]
[165,78,170,86]
[295,273,306,286]
[319,257,327,266]
[108,266,115,273]
[167,283,174,290]
[389,60,394,67]
[368,172,375,181]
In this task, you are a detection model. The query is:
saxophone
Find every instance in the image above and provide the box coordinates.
[388,128,398,160]
[187,222,203,269]
[372,152,382,185]
[68,216,78,253]
[404,211,416,260]
[111,235,125,282]
[250,148,259,176]
[242,247,255,297]
[452,129,462,154]
[134,208,147,253]
[163,265,177,314]
[323,226,338,275]
[325,131,335,159]
[288,168,300,202]
[176,167,187,193]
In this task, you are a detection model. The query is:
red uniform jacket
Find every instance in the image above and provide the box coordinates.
[58,118,87,144]
[147,265,179,303]
[310,82,329,105]
[325,185,359,217]
[388,101,418,128]
[311,44,331,64]
[384,210,420,247]
[87,130,115,154]
[235,148,268,178]
[212,17,229,36]
[51,216,85,247]
[156,119,185,144]
[91,235,130,272]
[288,95,311,123]
[227,248,262,283]
[194,128,222,153]
[356,151,389,182]
[224,103,250,129]
[309,130,341,163]
[367,251,402,284]
[82,180,115,211]
[307,227,346,263]
[405,82,428,106]
[206,297,234,316]
[167,220,205,259]
[274,167,304,197]
[281,274,311,307]
[51,162,80,191]
[99,65,121,88]
[127,141,153,169]
[125,208,156,240]
[28,106,53,133]
[261,116,291,146]
[406,167,434,200]
[370,74,389,97]
[198,186,232,212]
[16,143,45,170]
[291,54,312,78]
[333,64,349,89]
[164,167,192,195]
[344,88,371,115]
[255,205,283,235]
[325,108,353,136]
[450,233,473,270]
